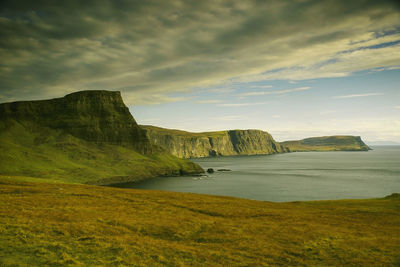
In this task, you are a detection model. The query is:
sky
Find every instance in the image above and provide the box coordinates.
[0,0,399,143]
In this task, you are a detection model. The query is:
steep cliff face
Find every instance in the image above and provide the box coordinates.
[280,136,371,152]
[0,90,151,153]
[0,91,203,184]
[141,125,288,158]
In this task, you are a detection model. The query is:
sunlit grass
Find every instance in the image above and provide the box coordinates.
[1,178,399,266]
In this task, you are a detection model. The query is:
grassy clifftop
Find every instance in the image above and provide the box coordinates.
[0,91,203,184]
[1,178,399,266]
[280,135,371,152]
[141,125,287,158]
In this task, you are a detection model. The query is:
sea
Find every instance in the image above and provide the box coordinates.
[120,146,400,202]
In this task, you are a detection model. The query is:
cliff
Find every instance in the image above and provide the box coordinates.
[0,90,152,152]
[280,136,371,152]
[0,91,203,184]
[141,125,288,158]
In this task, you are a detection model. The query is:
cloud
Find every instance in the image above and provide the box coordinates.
[195,99,223,104]
[0,0,399,104]
[250,85,273,88]
[333,93,384,99]
[212,115,247,121]
[217,102,269,107]
[395,106,400,109]
[123,93,190,105]
[239,87,311,97]
[320,110,337,115]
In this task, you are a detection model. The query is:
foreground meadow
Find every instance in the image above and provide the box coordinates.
[0,177,399,266]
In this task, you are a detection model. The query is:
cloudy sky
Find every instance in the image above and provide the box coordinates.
[1,0,399,143]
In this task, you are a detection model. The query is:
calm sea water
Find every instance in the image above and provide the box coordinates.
[121,146,400,202]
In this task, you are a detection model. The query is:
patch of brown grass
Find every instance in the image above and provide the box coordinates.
[0,178,399,266]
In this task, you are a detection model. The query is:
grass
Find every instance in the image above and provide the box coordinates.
[1,178,399,266]
[0,120,203,184]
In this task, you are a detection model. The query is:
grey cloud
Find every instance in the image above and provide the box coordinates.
[0,0,399,103]
[333,93,384,99]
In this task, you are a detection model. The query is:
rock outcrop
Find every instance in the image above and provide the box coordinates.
[141,125,288,158]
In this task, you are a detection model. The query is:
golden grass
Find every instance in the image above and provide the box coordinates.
[0,178,399,266]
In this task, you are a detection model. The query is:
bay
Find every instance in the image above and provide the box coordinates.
[119,146,400,202]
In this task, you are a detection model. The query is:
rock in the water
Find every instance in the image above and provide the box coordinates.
[207,168,214,173]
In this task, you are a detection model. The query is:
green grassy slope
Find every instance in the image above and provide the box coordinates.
[1,178,399,266]
[280,135,371,152]
[0,121,202,185]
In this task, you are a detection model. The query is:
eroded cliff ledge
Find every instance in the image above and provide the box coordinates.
[141,125,288,158]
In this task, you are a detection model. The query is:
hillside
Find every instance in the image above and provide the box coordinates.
[280,136,371,152]
[0,91,203,184]
[1,178,399,266]
[141,125,288,158]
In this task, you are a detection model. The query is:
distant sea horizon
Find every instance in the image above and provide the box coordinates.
[367,142,400,146]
